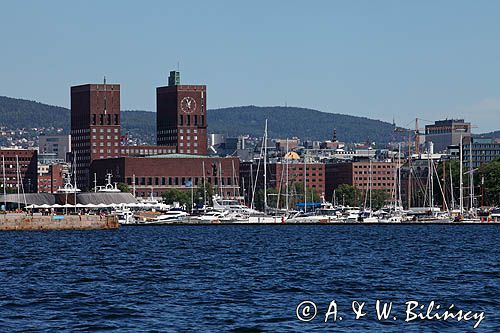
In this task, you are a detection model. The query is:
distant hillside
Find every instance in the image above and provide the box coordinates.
[207,106,401,143]
[475,130,500,140]
[4,95,495,144]
[0,96,69,129]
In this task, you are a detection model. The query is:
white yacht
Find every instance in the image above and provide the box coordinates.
[112,208,136,225]
[151,210,188,223]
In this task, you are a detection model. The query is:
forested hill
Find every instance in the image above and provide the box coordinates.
[5,95,496,143]
[207,106,399,143]
[0,96,70,129]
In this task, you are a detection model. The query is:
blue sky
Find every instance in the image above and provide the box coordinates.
[1,0,499,132]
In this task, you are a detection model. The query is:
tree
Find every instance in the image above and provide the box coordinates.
[194,183,214,206]
[371,189,391,210]
[335,184,362,207]
[116,182,130,193]
[161,189,191,208]
[479,160,500,206]
[434,160,461,209]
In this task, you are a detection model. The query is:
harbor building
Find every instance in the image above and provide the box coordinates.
[240,159,326,206]
[0,148,38,193]
[71,81,121,189]
[39,134,71,161]
[37,163,66,193]
[463,138,500,168]
[156,71,208,155]
[326,161,396,197]
[90,154,240,198]
[425,119,471,153]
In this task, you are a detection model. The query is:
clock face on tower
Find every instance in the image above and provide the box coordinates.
[180,96,197,114]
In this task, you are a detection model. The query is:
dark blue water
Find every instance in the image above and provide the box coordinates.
[0,225,499,332]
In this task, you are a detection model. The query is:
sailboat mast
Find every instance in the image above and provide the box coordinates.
[303,149,307,213]
[15,155,20,210]
[369,159,372,212]
[459,133,464,215]
[469,140,474,213]
[74,151,77,212]
[263,119,268,212]
[398,143,402,209]
[285,138,289,212]
[2,155,6,210]
[449,163,455,209]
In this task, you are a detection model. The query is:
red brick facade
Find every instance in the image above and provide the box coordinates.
[38,164,65,193]
[0,149,38,193]
[71,83,121,189]
[156,85,207,155]
[327,161,396,193]
[90,155,239,198]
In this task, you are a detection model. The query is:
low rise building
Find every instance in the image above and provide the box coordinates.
[326,161,396,198]
[0,148,38,193]
[90,154,240,198]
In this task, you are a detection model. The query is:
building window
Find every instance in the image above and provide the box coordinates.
[179,115,183,126]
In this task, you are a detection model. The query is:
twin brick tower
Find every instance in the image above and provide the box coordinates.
[70,71,208,190]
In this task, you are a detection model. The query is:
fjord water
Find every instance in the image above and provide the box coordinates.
[0,225,498,332]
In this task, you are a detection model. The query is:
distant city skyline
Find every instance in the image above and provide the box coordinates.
[1,1,499,132]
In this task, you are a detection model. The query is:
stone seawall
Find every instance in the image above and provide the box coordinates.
[0,214,119,231]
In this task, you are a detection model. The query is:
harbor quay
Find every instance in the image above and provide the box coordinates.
[0,213,118,231]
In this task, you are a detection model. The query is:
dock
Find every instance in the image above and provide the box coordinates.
[0,213,119,231]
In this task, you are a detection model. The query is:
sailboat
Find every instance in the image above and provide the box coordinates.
[358,159,378,222]
[455,136,480,223]
[246,120,286,223]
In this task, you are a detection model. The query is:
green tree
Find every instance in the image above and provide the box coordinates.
[116,182,130,193]
[433,160,461,209]
[371,189,391,210]
[194,183,214,206]
[161,189,191,208]
[335,184,362,207]
[479,159,500,206]
[253,187,279,211]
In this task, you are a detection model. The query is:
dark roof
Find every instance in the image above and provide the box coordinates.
[76,193,138,205]
[0,193,56,205]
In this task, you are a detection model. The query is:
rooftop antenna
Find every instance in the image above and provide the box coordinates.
[177,61,180,72]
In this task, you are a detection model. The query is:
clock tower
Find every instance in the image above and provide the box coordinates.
[156,71,207,155]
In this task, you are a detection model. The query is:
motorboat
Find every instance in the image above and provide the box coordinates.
[136,210,188,224]
[112,208,136,225]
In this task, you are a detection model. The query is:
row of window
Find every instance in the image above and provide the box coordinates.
[354,171,392,175]
[179,142,198,147]
[91,128,119,133]
[178,149,198,154]
[126,176,237,187]
[179,115,205,126]
[355,177,394,181]
[354,164,393,169]
[91,114,119,126]
[121,148,175,155]
[92,142,119,147]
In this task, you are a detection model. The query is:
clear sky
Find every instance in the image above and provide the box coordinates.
[1,0,499,132]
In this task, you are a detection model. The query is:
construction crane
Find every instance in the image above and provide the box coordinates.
[394,118,425,156]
